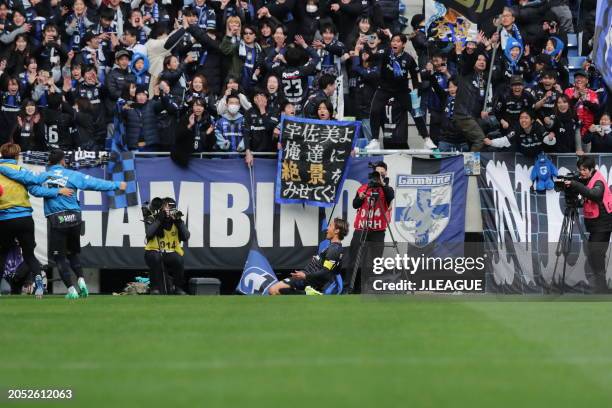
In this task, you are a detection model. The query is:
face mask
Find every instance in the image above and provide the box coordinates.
[306,4,318,13]
[228,104,240,114]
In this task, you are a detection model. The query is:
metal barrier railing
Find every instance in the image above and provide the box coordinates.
[131,150,601,158]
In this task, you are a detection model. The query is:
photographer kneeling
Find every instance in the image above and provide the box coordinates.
[345,161,394,294]
[143,198,190,295]
[564,157,612,293]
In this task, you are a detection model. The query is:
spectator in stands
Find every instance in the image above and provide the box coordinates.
[215,90,245,151]
[220,24,264,94]
[12,99,45,151]
[0,0,600,163]
[106,49,136,131]
[159,54,188,101]
[267,35,319,114]
[314,99,334,120]
[369,32,430,149]
[453,44,489,152]
[4,34,32,77]
[548,0,574,34]
[185,73,218,117]
[216,75,252,115]
[515,0,547,47]
[422,53,453,146]
[531,70,564,122]
[583,113,612,153]
[67,97,97,151]
[244,88,277,166]
[303,73,336,119]
[565,70,599,138]
[434,76,468,153]
[350,46,379,147]
[408,14,427,69]
[499,7,523,51]
[0,77,23,143]
[543,94,583,154]
[493,37,530,92]
[172,98,216,167]
[494,75,535,132]
[264,74,283,113]
[122,85,176,151]
[64,65,107,148]
[541,35,568,87]
[41,93,75,151]
[484,109,550,157]
[130,53,151,88]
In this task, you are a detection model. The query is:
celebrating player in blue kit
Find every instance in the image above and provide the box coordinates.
[0,149,126,299]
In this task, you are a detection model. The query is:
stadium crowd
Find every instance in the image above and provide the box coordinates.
[0,0,609,165]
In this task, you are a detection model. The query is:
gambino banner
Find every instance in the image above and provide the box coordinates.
[30,157,373,270]
[27,155,469,273]
[478,153,612,294]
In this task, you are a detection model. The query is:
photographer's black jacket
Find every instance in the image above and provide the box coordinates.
[145,216,191,242]
[353,184,395,208]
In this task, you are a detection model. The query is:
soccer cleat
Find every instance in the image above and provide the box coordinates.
[65,286,79,300]
[77,277,89,298]
[365,139,381,151]
[41,271,48,292]
[34,275,44,299]
[424,137,438,150]
[305,286,322,296]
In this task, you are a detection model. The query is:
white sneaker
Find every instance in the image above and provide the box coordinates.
[365,139,381,151]
[424,137,437,150]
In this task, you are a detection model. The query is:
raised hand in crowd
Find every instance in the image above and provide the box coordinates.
[294,35,307,48]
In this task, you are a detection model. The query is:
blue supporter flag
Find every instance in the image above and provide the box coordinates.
[593,0,612,91]
[236,242,278,295]
[106,102,139,209]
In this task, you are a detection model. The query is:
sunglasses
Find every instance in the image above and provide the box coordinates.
[243,31,255,35]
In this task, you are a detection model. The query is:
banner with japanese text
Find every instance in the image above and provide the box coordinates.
[275,116,359,207]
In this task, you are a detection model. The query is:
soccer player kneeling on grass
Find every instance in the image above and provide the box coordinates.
[269,218,348,295]
[144,198,190,295]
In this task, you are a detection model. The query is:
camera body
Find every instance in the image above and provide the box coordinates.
[554,172,584,207]
[367,162,389,188]
[142,197,183,221]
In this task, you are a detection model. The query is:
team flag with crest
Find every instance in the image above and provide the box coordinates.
[236,240,278,295]
[384,154,468,249]
[593,0,612,91]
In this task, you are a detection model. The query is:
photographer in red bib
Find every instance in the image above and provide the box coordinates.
[344,161,394,294]
[564,156,612,293]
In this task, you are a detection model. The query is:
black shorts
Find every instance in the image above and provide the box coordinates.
[49,225,81,256]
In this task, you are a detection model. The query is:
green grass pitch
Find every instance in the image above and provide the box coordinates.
[1,295,612,407]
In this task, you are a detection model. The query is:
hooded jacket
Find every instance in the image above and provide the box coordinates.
[130,53,152,87]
